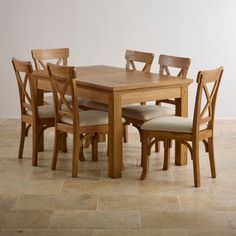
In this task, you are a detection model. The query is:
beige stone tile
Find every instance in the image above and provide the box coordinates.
[141,210,231,229]
[0,195,18,210]
[226,211,236,229]
[1,229,94,236]
[95,229,188,236]
[13,194,98,210]
[179,193,236,211]
[98,195,180,211]
[0,210,52,228]
[50,210,140,229]
[62,179,138,195]
[0,211,6,227]
[29,167,102,181]
[188,229,236,236]
[138,180,215,195]
[0,180,64,195]
[213,181,236,197]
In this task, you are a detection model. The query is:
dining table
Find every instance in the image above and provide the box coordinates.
[31,65,193,178]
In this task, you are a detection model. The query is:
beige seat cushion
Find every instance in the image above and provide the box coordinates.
[26,105,54,118]
[61,110,125,126]
[122,105,174,121]
[141,116,207,133]
[44,95,84,107]
[81,100,108,111]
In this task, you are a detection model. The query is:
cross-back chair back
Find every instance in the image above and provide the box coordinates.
[158,54,191,78]
[193,67,223,133]
[157,54,191,106]
[47,63,78,127]
[31,48,69,70]
[12,58,37,117]
[125,50,154,72]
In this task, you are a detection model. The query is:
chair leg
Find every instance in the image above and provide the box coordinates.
[38,130,44,152]
[208,137,216,178]
[140,132,149,180]
[91,133,98,161]
[163,139,171,170]
[52,129,60,170]
[192,140,201,187]
[83,136,91,148]
[123,124,128,143]
[155,139,160,153]
[18,121,26,159]
[32,124,39,166]
[79,134,86,161]
[59,132,67,153]
[72,133,80,177]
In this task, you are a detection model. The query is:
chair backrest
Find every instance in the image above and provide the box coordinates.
[31,48,69,70]
[47,63,79,127]
[193,67,223,133]
[125,50,154,72]
[12,58,37,116]
[158,54,191,78]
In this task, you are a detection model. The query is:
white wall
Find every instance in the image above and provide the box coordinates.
[1,0,235,118]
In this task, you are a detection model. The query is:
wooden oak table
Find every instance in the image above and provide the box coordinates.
[32,65,193,178]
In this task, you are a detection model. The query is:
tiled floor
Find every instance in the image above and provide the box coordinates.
[0,119,236,236]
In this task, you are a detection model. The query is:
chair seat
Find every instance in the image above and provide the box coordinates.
[141,116,207,133]
[82,100,108,111]
[44,95,85,107]
[61,110,126,126]
[26,105,55,118]
[122,105,174,121]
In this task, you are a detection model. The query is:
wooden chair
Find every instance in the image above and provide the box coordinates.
[12,58,55,166]
[122,54,191,150]
[80,50,155,142]
[32,48,72,152]
[31,48,69,103]
[47,63,109,177]
[140,67,223,187]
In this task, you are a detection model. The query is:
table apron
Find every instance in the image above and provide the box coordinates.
[121,87,181,105]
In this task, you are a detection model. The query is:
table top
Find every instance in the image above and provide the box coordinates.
[32,65,193,92]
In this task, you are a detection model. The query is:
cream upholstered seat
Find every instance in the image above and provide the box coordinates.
[122,105,174,121]
[26,105,55,118]
[44,95,85,107]
[140,67,223,187]
[141,116,207,133]
[61,110,108,126]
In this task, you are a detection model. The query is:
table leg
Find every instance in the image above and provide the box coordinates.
[108,93,122,178]
[175,86,188,165]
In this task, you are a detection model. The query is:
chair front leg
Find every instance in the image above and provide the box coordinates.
[208,137,216,178]
[59,132,68,153]
[18,121,26,159]
[72,132,80,177]
[163,139,171,170]
[192,140,201,187]
[91,133,98,161]
[140,131,150,180]
[32,124,39,166]
[123,124,129,143]
[52,129,60,170]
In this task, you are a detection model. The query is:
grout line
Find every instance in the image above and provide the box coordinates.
[138,210,142,229]
[96,194,100,211]
[177,195,183,210]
